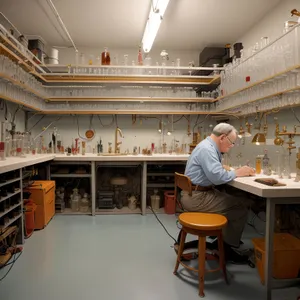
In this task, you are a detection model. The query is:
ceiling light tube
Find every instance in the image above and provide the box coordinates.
[142,0,170,53]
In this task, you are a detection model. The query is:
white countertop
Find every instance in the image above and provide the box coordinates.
[0,154,56,174]
[0,153,189,174]
[228,173,300,198]
[53,153,190,162]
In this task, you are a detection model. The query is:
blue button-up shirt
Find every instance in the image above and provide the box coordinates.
[185,137,236,186]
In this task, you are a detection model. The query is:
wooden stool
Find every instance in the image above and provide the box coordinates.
[173,212,228,297]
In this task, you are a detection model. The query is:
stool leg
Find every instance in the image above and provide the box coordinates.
[173,229,187,274]
[217,233,228,284]
[198,236,206,298]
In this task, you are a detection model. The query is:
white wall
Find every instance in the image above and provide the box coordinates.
[237,0,300,50]
[56,47,200,67]
[27,114,214,154]
[0,101,25,133]
[229,106,300,173]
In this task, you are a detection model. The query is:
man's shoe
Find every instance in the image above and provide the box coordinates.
[224,243,249,264]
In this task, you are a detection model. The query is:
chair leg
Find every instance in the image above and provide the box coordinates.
[198,236,206,298]
[173,229,187,274]
[217,233,229,284]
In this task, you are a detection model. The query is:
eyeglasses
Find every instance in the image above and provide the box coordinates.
[226,135,235,146]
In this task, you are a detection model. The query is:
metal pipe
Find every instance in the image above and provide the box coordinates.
[46,0,78,52]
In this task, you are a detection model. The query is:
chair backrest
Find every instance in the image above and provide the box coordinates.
[174,172,193,197]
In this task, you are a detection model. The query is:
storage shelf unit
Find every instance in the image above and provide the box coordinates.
[0,168,23,244]
[50,174,91,178]
[50,161,93,215]
[0,23,223,115]
[0,202,22,218]
[0,213,22,231]
[0,177,21,188]
[0,189,21,204]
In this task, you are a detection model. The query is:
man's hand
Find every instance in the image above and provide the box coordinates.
[223,164,231,171]
[235,166,255,177]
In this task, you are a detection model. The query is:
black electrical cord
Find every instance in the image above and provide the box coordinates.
[0,251,22,282]
[148,205,177,243]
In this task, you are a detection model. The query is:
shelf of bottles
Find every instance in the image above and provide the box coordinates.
[0,20,225,114]
[218,24,300,116]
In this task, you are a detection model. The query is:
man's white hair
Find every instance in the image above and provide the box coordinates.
[212,123,237,136]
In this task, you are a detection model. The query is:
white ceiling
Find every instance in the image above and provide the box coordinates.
[0,0,281,51]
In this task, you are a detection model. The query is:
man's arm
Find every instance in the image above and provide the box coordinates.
[199,147,236,185]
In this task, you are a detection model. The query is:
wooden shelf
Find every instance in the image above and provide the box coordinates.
[0,93,42,112]
[41,74,220,86]
[218,64,300,102]
[0,72,46,99]
[47,96,215,103]
[220,84,300,114]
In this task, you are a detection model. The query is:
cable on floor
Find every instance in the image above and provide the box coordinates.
[148,205,177,244]
[0,228,23,282]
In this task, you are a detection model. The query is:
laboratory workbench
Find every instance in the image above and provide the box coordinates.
[1,154,300,299]
[0,153,190,175]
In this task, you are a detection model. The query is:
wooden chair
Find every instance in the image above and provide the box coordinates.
[173,172,228,297]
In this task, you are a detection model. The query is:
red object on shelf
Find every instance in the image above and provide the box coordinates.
[164,191,176,214]
[24,199,37,238]
[246,76,251,82]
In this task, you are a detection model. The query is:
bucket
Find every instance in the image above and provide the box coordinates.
[150,194,160,210]
[45,47,59,64]
[24,199,37,238]
[164,191,175,214]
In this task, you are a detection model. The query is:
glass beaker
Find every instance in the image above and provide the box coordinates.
[281,154,291,179]
[255,156,262,174]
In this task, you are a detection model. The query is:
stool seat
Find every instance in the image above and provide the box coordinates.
[179,212,227,231]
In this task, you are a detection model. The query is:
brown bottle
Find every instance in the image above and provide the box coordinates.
[101,47,111,65]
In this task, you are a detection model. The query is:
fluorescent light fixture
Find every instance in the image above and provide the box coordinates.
[142,0,170,53]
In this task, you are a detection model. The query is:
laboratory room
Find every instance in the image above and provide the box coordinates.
[1,0,300,299]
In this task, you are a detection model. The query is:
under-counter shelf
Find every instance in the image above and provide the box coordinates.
[0,213,22,232]
[0,202,21,218]
[96,207,141,215]
[51,174,91,178]
[0,189,21,204]
[147,172,174,176]
[57,208,91,215]
[147,183,174,188]
[0,177,21,188]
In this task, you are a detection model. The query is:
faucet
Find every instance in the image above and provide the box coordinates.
[115,127,124,153]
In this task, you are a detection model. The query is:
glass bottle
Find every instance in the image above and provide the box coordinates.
[256,156,262,174]
[101,47,111,65]
[262,149,271,175]
[138,46,143,65]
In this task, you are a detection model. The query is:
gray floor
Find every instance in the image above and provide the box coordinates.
[0,214,299,300]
